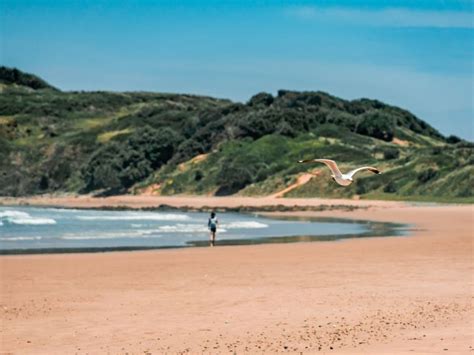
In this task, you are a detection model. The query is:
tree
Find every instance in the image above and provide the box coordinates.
[446,135,461,144]
[216,159,253,195]
[356,112,394,141]
[247,92,274,107]
[128,126,182,169]
[82,126,182,193]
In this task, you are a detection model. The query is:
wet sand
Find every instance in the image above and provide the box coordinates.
[0,196,472,354]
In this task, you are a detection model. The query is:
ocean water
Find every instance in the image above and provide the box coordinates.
[0,207,369,252]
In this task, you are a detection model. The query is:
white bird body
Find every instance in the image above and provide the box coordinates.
[333,174,353,186]
[298,159,381,186]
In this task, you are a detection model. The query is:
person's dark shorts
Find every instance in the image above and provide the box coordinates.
[210,227,216,233]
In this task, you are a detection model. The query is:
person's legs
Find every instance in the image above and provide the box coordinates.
[209,230,215,247]
[210,229,216,246]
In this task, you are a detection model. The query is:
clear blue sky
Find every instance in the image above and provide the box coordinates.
[1,0,473,139]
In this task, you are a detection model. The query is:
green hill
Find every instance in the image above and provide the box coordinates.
[0,66,58,91]
[0,67,472,202]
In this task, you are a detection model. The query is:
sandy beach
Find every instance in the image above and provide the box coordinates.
[0,196,473,354]
[0,194,405,210]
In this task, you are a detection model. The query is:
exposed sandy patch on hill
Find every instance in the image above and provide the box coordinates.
[270,172,320,198]
[137,183,161,196]
[178,153,208,172]
[393,137,410,146]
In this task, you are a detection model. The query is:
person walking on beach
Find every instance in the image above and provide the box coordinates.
[208,212,218,246]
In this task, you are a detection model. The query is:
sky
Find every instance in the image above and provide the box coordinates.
[1,0,473,139]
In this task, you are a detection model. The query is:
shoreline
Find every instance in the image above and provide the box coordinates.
[1,196,472,353]
[0,220,409,256]
[1,203,409,255]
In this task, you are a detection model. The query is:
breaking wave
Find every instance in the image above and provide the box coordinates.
[157,224,210,233]
[0,236,43,241]
[76,213,190,221]
[222,221,268,229]
[154,221,268,233]
[60,230,164,240]
[0,210,56,225]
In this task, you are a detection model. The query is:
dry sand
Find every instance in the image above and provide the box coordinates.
[0,196,473,354]
[0,194,405,209]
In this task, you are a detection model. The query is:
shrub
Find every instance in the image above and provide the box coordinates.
[215,161,253,195]
[432,147,442,155]
[326,111,357,131]
[355,180,368,195]
[446,135,461,144]
[82,143,122,191]
[314,124,343,138]
[214,148,273,195]
[383,181,397,193]
[356,111,394,141]
[276,120,297,137]
[82,126,182,192]
[174,139,206,163]
[128,126,182,169]
[0,66,57,90]
[236,113,275,139]
[194,170,204,182]
[247,92,274,107]
[417,168,438,183]
[383,147,400,160]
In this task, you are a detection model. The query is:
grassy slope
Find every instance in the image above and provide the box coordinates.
[0,67,472,202]
[155,133,473,203]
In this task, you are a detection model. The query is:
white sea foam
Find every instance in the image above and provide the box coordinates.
[49,208,84,213]
[76,213,190,221]
[0,236,43,241]
[158,224,208,233]
[61,231,164,240]
[0,210,57,225]
[153,221,267,234]
[222,221,268,229]
[7,217,57,225]
[156,224,228,234]
[0,210,30,219]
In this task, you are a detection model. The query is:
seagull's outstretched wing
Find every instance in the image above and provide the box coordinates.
[346,166,381,179]
[298,159,343,177]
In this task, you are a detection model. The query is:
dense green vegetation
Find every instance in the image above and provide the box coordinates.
[1,67,472,202]
[0,67,58,91]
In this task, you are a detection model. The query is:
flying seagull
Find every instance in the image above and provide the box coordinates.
[298,159,381,186]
